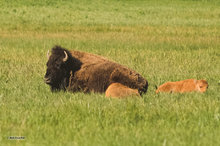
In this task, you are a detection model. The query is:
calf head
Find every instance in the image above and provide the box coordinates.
[196,80,208,93]
[44,46,72,91]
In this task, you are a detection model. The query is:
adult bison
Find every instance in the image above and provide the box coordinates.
[44,46,148,95]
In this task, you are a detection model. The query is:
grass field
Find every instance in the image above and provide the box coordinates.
[0,0,220,145]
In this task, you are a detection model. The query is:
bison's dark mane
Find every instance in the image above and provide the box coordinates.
[49,46,82,91]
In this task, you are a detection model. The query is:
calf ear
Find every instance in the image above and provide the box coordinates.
[194,79,198,84]
[63,51,68,62]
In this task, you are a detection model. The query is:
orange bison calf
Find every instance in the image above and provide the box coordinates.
[105,83,140,98]
[156,79,208,93]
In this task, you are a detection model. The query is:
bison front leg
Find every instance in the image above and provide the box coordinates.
[109,68,148,95]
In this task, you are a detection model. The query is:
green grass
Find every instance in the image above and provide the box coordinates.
[0,0,220,145]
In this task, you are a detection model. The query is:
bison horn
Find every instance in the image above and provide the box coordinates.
[63,51,68,62]
[47,50,50,59]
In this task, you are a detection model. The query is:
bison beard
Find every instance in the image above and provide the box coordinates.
[44,46,148,95]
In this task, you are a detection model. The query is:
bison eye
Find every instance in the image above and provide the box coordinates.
[55,63,61,68]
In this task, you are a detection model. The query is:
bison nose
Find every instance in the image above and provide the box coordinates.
[44,77,51,84]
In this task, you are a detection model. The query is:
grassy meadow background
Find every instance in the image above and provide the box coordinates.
[0,0,220,145]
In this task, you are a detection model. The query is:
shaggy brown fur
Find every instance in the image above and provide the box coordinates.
[45,46,148,94]
[155,79,208,93]
[105,83,140,98]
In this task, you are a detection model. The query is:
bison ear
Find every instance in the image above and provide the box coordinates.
[47,50,50,59]
[63,51,68,62]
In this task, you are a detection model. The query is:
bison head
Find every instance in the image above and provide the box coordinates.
[44,46,72,91]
